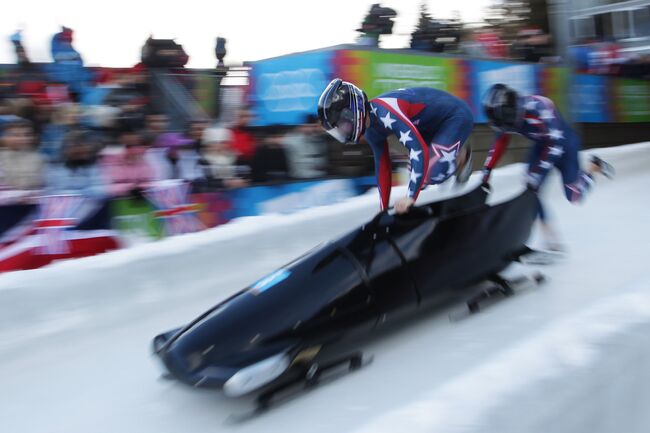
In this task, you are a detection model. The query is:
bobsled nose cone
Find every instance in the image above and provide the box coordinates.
[223,352,291,397]
[152,327,183,354]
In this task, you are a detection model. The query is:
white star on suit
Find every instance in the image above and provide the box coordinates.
[539,160,552,169]
[399,130,413,146]
[549,146,564,156]
[371,104,378,116]
[409,148,421,162]
[380,112,396,129]
[526,117,542,125]
[440,149,456,164]
[432,173,447,183]
[539,109,555,120]
[410,170,421,184]
[524,99,538,110]
[548,128,564,140]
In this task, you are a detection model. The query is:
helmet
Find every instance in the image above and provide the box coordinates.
[317,78,368,144]
[483,84,521,131]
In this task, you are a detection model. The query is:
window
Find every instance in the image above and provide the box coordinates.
[632,7,650,37]
[594,13,610,39]
[612,10,632,39]
[572,17,596,40]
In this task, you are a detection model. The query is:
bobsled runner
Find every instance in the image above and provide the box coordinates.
[153,184,540,405]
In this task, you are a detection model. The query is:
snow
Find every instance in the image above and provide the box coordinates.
[1,142,650,433]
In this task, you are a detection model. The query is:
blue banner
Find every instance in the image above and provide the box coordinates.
[250,51,334,126]
[469,60,538,123]
[225,177,374,218]
[569,74,611,123]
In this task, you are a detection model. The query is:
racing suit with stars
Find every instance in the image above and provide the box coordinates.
[483,95,593,204]
[364,87,474,210]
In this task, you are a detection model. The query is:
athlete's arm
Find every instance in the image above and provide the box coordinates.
[366,135,392,211]
[482,133,511,183]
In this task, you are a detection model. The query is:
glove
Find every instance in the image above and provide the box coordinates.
[480,167,491,184]
[526,183,539,193]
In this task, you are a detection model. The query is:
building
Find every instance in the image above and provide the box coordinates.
[569,0,650,54]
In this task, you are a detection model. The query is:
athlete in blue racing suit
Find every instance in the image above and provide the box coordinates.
[317,79,474,213]
[480,83,613,247]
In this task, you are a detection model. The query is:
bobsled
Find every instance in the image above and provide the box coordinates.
[153,185,538,398]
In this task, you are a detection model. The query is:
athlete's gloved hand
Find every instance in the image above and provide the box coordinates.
[395,196,415,214]
[526,183,539,193]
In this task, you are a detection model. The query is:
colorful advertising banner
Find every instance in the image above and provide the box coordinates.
[538,66,570,119]
[611,78,650,123]
[335,50,468,101]
[249,46,648,125]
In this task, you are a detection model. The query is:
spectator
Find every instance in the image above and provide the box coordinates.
[283,114,328,179]
[200,126,247,189]
[144,112,168,145]
[39,102,80,162]
[511,28,555,63]
[0,119,43,190]
[47,27,93,101]
[101,130,156,197]
[45,130,106,198]
[250,126,290,183]
[186,118,209,152]
[228,108,256,163]
[103,71,148,133]
[148,131,204,181]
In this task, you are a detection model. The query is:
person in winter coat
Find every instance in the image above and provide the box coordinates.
[0,119,43,190]
[200,126,247,189]
[101,130,156,197]
[45,130,106,198]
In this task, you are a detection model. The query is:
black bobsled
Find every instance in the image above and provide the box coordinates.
[153,185,538,398]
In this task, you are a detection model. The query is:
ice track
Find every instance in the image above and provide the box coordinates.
[1,143,649,433]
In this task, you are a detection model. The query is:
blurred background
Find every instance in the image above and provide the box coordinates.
[0,0,648,268]
[1,3,650,433]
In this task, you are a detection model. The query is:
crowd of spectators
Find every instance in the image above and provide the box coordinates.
[0,94,360,204]
[0,28,376,205]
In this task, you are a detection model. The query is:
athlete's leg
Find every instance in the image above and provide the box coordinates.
[553,134,594,203]
[425,110,474,185]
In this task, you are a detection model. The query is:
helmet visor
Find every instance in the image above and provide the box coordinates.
[323,107,355,143]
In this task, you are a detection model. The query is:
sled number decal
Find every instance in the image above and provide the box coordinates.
[251,269,291,294]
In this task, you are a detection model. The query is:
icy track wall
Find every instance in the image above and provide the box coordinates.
[0,143,649,432]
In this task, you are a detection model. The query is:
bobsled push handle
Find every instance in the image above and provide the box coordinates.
[368,205,434,229]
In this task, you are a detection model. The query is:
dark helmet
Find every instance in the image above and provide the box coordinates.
[317,78,368,144]
[483,84,521,131]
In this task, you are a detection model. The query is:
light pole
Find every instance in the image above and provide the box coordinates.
[547,0,572,60]
[214,37,228,120]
